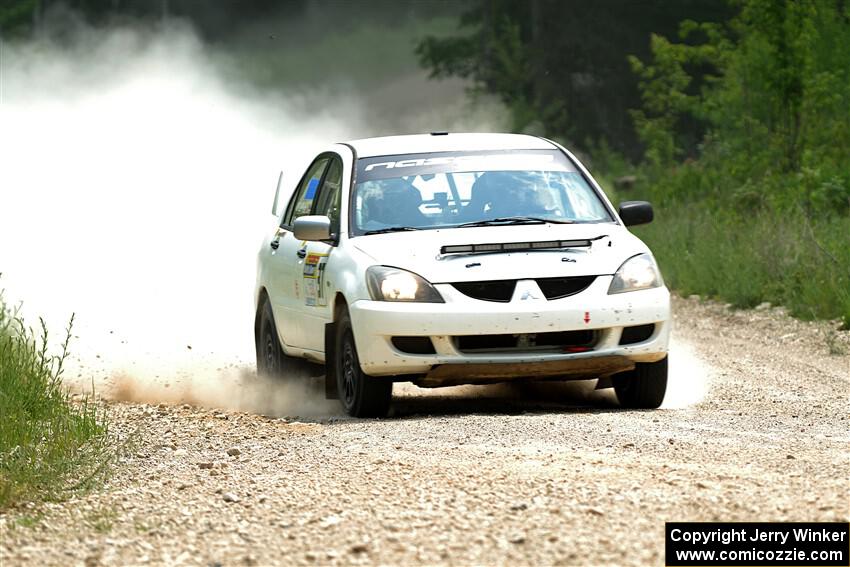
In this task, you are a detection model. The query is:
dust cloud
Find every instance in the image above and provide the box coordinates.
[0,18,341,413]
[109,367,338,417]
[661,336,711,408]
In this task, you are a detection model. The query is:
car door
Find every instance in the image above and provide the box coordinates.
[266,156,329,349]
[294,156,343,352]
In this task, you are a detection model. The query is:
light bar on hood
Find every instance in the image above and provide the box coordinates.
[440,239,593,255]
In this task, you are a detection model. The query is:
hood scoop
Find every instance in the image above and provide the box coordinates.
[439,235,608,257]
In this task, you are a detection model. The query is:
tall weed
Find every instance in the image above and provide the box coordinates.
[0,290,112,507]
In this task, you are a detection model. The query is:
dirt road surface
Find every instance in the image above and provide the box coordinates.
[1,296,848,566]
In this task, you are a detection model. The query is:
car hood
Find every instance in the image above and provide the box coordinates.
[350,223,649,283]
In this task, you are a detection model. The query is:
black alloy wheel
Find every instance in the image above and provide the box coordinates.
[334,311,392,418]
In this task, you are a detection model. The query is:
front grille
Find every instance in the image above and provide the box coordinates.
[391,336,437,355]
[619,324,655,345]
[451,276,596,302]
[455,330,597,353]
[535,276,596,299]
[451,280,516,302]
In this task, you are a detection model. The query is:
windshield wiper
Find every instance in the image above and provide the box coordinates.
[362,226,421,235]
[457,216,575,228]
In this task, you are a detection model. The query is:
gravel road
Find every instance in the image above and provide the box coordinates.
[1,296,848,566]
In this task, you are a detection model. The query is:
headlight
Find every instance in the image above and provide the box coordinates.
[608,253,663,294]
[366,266,444,303]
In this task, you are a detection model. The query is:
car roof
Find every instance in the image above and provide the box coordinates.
[342,133,557,158]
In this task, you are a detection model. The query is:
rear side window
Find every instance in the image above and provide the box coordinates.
[283,157,329,227]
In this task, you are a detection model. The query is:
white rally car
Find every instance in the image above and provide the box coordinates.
[255,133,670,417]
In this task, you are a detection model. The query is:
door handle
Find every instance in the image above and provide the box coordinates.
[296,249,307,258]
[270,240,279,250]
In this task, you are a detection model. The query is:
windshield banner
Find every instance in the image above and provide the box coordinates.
[356,150,575,182]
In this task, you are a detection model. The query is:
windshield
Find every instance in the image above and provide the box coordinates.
[351,149,612,235]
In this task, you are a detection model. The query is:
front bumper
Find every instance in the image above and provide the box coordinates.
[348,276,670,385]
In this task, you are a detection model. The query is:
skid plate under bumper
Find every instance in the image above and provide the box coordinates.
[415,354,639,388]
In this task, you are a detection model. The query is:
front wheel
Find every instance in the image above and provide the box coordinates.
[613,356,668,409]
[335,311,392,418]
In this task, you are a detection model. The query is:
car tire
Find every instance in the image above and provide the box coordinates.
[335,311,392,418]
[613,356,668,409]
[256,299,300,379]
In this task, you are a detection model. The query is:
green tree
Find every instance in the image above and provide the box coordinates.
[631,0,850,210]
[416,0,731,159]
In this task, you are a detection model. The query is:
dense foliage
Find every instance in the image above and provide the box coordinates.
[415,0,732,159]
[625,0,850,326]
[420,0,850,327]
[630,0,850,205]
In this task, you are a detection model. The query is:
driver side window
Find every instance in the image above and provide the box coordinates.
[283,157,329,227]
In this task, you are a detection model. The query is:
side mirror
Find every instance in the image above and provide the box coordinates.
[293,215,332,241]
[618,201,654,227]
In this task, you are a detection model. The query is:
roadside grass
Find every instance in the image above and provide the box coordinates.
[595,169,850,330]
[631,208,850,328]
[0,289,114,508]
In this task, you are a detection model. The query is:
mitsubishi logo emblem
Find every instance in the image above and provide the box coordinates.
[515,280,543,302]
